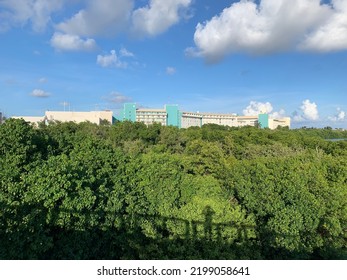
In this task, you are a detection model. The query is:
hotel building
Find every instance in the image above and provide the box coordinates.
[10,104,290,129]
[118,103,291,129]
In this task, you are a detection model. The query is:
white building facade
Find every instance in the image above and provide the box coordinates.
[12,111,114,126]
[119,103,291,129]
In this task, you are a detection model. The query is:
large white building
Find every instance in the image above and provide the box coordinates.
[136,108,167,126]
[119,103,291,129]
[269,117,291,129]
[11,105,291,130]
[181,112,202,128]
[12,110,114,126]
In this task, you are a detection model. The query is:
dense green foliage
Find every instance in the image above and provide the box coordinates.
[1,119,346,259]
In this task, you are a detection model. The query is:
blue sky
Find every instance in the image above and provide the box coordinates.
[1,0,347,128]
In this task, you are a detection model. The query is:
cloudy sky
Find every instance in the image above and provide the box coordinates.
[1,0,347,128]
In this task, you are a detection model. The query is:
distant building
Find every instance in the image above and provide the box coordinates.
[181,112,202,128]
[269,117,291,129]
[117,103,291,129]
[136,108,167,126]
[12,110,114,126]
[12,105,291,129]
[45,111,113,124]
[11,116,45,126]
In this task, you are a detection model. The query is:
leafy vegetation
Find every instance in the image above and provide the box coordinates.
[1,119,346,259]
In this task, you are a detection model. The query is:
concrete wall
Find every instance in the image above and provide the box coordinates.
[45,111,113,125]
[12,116,45,126]
[12,111,113,126]
[269,117,291,129]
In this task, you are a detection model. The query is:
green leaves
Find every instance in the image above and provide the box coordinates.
[1,119,346,259]
[229,154,347,259]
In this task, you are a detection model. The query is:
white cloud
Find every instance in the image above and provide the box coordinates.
[189,0,347,62]
[0,0,64,32]
[293,99,319,122]
[243,101,287,118]
[301,0,347,51]
[301,99,320,121]
[1,0,193,50]
[105,91,132,104]
[97,50,127,68]
[166,66,176,75]
[328,107,346,121]
[50,32,96,51]
[243,101,273,116]
[184,46,202,58]
[270,109,287,119]
[56,0,133,37]
[132,0,192,37]
[38,77,47,83]
[30,88,50,97]
[119,47,134,57]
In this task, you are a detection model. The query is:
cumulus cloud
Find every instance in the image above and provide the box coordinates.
[0,0,64,32]
[54,0,193,41]
[2,0,194,53]
[243,101,273,115]
[97,50,129,68]
[30,89,50,97]
[293,99,319,122]
[300,0,347,52]
[132,0,192,37]
[328,107,346,121]
[300,99,320,121]
[270,109,287,119]
[166,66,176,75]
[50,32,96,51]
[243,101,287,118]
[47,1,134,52]
[56,0,133,37]
[189,0,347,62]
